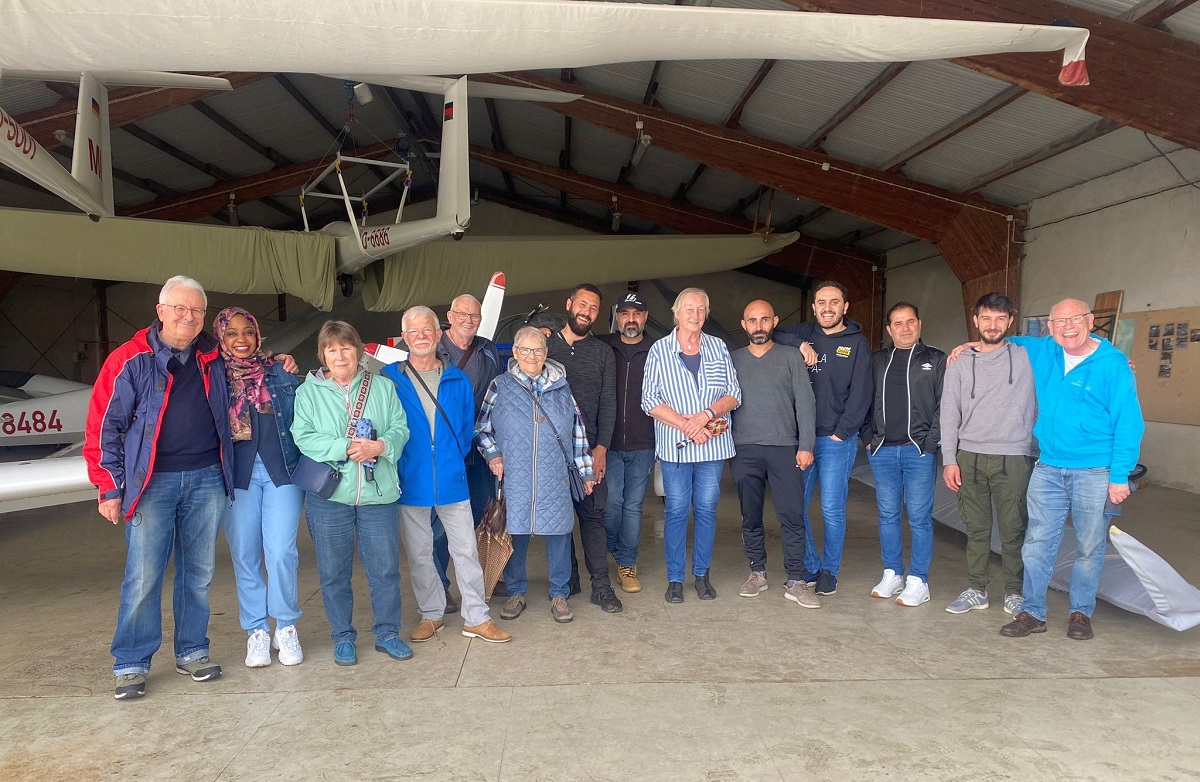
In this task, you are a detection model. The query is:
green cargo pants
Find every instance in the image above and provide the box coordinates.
[955,450,1033,595]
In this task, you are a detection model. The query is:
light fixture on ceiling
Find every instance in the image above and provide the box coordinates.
[610,194,621,232]
[352,81,375,105]
[629,119,652,167]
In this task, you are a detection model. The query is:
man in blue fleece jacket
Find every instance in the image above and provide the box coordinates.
[998,298,1144,641]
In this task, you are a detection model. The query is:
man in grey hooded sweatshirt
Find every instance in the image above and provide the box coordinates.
[940,292,1037,616]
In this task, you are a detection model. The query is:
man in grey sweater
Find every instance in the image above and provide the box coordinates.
[730,300,820,609]
[940,292,1037,616]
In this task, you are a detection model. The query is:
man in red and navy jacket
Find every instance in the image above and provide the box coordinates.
[84,275,234,700]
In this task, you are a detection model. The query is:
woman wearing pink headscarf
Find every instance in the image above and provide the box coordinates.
[213,306,306,669]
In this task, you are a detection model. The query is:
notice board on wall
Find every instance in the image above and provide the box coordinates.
[1122,305,1200,425]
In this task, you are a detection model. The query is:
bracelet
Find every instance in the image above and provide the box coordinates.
[704,407,716,420]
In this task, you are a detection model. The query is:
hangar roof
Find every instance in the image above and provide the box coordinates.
[1,0,1197,275]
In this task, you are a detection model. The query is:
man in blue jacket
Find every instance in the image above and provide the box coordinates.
[384,306,511,645]
[998,298,1144,641]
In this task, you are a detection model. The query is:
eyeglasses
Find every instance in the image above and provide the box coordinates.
[514,346,547,357]
[404,327,437,337]
[450,310,482,322]
[1050,313,1090,328]
[163,304,206,319]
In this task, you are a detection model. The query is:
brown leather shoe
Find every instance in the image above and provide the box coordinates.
[444,588,460,614]
[1067,612,1094,640]
[1000,611,1047,637]
[550,595,574,624]
[462,619,512,644]
[500,595,526,620]
[411,619,444,643]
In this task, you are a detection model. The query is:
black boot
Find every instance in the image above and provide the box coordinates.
[695,573,716,600]
[665,582,684,603]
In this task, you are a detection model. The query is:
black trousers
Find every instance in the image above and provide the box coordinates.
[731,444,810,581]
[569,479,611,591]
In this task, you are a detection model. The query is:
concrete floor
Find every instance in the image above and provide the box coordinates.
[2,475,1199,782]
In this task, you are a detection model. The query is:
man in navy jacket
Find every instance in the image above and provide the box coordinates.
[84,275,234,700]
[384,306,510,645]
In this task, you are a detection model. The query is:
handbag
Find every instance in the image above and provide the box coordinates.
[522,385,587,502]
[292,371,374,498]
[291,455,342,499]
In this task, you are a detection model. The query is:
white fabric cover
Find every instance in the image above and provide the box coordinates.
[0,1,1088,76]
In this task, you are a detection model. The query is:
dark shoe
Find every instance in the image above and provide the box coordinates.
[815,570,837,596]
[444,588,460,614]
[695,573,717,600]
[500,595,526,620]
[1000,611,1047,637]
[665,582,684,603]
[492,581,509,598]
[568,575,582,596]
[175,656,222,682]
[590,586,624,613]
[1067,612,1094,640]
[114,673,146,700]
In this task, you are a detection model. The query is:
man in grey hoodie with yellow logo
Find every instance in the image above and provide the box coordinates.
[939,293,1036,617]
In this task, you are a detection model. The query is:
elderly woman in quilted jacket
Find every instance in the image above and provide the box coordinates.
[476,327,594,625]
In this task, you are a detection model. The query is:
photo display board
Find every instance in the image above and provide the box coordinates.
[1123,305,1200,426]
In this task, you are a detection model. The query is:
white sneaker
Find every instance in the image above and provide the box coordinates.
[245,629,271,668]
[896,576,930,607]
[1003,594,1025,615]
[870,569,904,598]
[273,625,304,666]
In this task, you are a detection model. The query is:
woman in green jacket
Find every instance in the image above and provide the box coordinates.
[291,320,410,666]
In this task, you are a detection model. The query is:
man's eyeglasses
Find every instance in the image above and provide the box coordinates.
[163,304,206,319]
[1050,313,1090,328]
[450,310,482,322]
[404,327,438,337]
[514,346,547,357]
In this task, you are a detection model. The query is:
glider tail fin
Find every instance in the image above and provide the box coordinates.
[71,72,115,218]
[435,76,470,237]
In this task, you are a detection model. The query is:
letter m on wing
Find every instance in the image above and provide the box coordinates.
[88,139,102,177]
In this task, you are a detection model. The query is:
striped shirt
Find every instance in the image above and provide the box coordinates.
[642,329,741,463]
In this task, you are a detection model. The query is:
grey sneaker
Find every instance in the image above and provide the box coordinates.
[783,580,821,609]
[1004,594,1024,615]
[946,588,989,614]
[739,571,768,597]
[175,656,222,682]
[114,673,146,700]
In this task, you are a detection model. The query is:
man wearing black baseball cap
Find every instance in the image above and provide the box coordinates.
[598,292,655,594]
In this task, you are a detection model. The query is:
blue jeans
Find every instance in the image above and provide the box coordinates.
[433,452,495,588]
[225,454,305,633]
[111,465,227,676]
[304,494,402,645]
[661,459,724,583]
[868,445,936,581]
[604,449,655,567]
[1021,463,1110,621]
[802,436,858,576]
[503,533,573,599]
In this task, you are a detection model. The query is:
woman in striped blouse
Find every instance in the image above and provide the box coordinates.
[641,288,741,603]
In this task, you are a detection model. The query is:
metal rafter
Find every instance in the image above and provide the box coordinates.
[676,59,777,202]
[484,97,518,198]
[785,0,1200,152]
[801,62,908,150]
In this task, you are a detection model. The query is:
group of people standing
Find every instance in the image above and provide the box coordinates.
[83,274,1143,702]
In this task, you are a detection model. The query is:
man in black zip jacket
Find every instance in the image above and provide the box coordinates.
[862,302,946,609]
[598,292,656,594]
[774,281,873,597]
